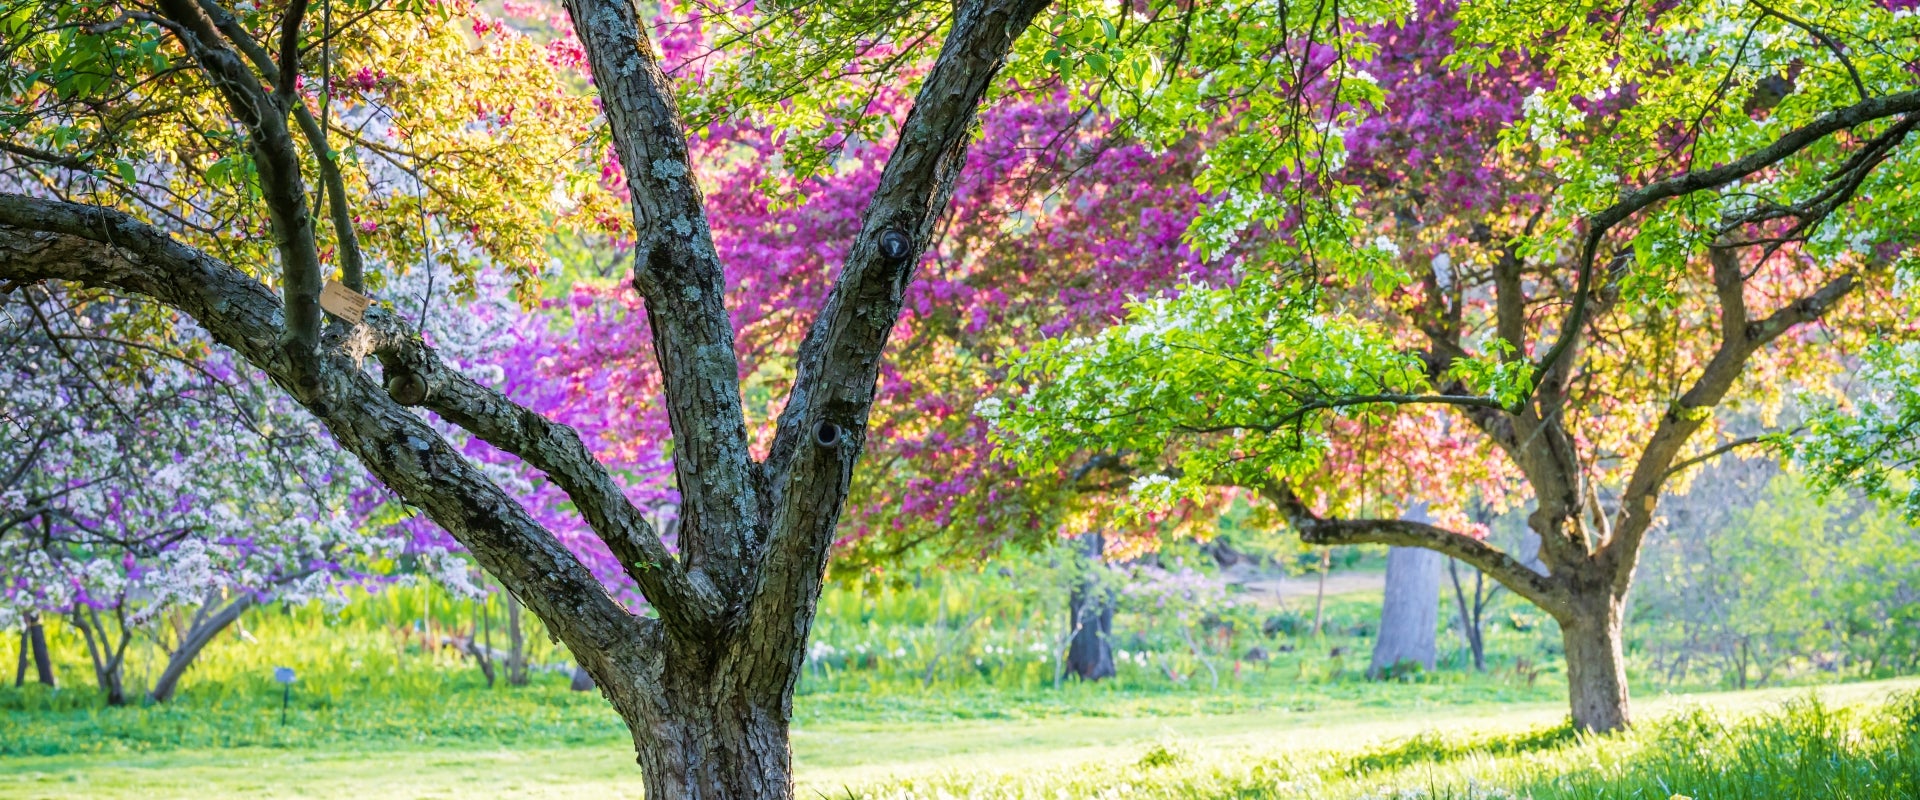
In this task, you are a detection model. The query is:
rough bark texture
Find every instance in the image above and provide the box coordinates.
[1561,593,1631,732]
[0,0,1048,793]
[1369,546,1442,679]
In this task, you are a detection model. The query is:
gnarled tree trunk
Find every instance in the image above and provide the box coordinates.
[0,0,1047,792]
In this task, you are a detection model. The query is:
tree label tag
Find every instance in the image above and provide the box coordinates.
[319,280,371,324]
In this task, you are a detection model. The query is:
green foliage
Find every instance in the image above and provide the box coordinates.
[995,279,1433,510]
[1340,723,1578,777]
[1636,469,1920,686]
[1798,341,1920,520]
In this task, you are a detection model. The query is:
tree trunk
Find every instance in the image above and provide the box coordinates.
[0,0,1050,794]
[150,593,255,703]
[569,664,595,692]
[505,591,529,687]
[1561,594,1631,733]
[23,614,54,687]
[72,607,130,705]
[1447,558,1488,672]
[615,640,795,800]
[1310,549,1331,636]
[1064,533,1115,681]
[1369,545,1442,679]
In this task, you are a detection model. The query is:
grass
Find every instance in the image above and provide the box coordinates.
[3,678,1916,798]
[6,551,1919,797]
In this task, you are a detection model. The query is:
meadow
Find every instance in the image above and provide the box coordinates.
[7,549,1920,798]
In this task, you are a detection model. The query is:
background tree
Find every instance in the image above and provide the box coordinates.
[997,0,1920,732]
[0,285,401,703]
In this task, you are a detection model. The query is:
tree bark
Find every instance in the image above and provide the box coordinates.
[1064,533,1116,681]
[24,614,54,687]
[1369,545,1443,678]
[1560,592,1631,732]
[0,0,1049,792]
[150,593,255,703]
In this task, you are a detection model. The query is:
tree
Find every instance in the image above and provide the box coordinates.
[0,286,398,704]
[997,0,1920,732]
[1,0,1050,796]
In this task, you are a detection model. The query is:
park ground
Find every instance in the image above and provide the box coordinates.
[6,557,1920,799]
[4,677,1919,798]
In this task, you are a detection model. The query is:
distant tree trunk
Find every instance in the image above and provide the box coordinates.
[1064,533,1115,681]
[150,592,256,703]
[1310,549,1332,636]
[71,606,132,705]
[505,591,529,687]
[1447,558,1490,671]
[570,664,596,692]
[21,613,54,687]
[1370,546,1442,679]
[1561,590,1631,732]
[470,593,496,688]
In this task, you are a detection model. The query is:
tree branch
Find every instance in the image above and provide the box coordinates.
[561,0,761,598]
[195,0,366,291]
[1661,433,1779,479]
[1529,87,1920,410]
[152,0,326,369]
[0,193,655,695]
[353,311,723,633]
[746,0,1053,689]
[1601,269,1858,586]
[1261,481,1571,619]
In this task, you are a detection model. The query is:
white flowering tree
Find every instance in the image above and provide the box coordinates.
[1,287,403,703]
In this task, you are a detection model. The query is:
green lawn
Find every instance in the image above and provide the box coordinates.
[5,677,1916,799]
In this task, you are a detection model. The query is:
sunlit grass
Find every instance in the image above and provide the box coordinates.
[853,689,1920,800]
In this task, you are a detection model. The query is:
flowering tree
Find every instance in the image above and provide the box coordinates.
[998,0,1920,733]
[0,0,1055,795]
[1799,341,1920,516]
[0,286,399,704]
